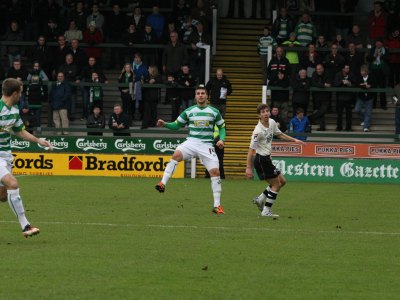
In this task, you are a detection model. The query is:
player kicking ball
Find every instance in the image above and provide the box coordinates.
[245,104,305,217]
[0,78,53,237]
[155,85,226,215]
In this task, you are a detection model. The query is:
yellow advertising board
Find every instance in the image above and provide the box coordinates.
[12,153,185,178]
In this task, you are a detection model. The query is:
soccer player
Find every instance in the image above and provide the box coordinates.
[0,78,53,237]
[245,104,305,217]
[155,85,226,215]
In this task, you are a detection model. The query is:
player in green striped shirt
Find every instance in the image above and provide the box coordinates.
[0,78,53,237]
[155,85,226,215]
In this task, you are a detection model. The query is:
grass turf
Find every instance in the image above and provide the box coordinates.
[0,176,399,299]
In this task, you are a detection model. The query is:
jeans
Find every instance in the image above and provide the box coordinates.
[355,98,373,129]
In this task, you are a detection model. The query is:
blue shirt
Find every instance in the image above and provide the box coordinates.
[289,116,309,141]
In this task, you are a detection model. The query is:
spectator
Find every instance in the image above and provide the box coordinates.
[294,12,317,47]
[83,21,104,66]
[355,65,376,132]
[344,42,365,76]
[332,34,346,49]
[127,7,146,33]
[64,20,83,42]
[86,4,104,32]
[333,64,356,131]
[28,35,53,77]
[258,26,277,84]
[109,103,130,136]
[345,24,366,48]
[162,31,189,76]
[106,4,127,69]
[43,18,61,42]
[269,71,290,122]
[141,65,162,129]
[323,44,345,81]
[86,105,105,136]
[267,46,291,81]
[270,106,288,133]
[132,52,148,82]
[205,68,232,118]
[366,39,389,109]
[179,15,196,45]
[53,35,70,78]
[25,74,46,128]
[191,0,212,29]
[39,0,60,33]
[139,24,159,68]
[69,1,87,31]
[272,7,295,45]
[300,43,320,78]
[6,59,28,81]
[163,20,179,44]
[80,57,108,120]
[58,53,80,120]
[2,21,23,68]
[281,32,301,83]
[310,64,332,131]
[172,0,191,24]
[292,68,311,115]
[367,1,387,44]
[88,72,104,111]
[27,61,49,82]
[384,29,400,87]
[146,5,165,39]
[288,107,310,141]
[189,22,212,83]
[177,64,196,110]
[118,63,135,119]
[393,83,400,140]
[315,35,329,55]
[20,104,35,134]
[68,39,87,74]
[123,24,140,53]
[165,73,181,121]
[50,72,71,135]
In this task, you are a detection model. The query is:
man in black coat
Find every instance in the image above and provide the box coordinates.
[205,68,232,118]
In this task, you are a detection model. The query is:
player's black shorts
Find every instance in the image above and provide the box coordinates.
[254,154,281,180]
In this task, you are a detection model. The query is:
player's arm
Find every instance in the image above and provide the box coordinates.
[245,148,256,179]
[157,119,185,130]
[276,132,306,144]
[215,123,226,149]
[15,130,53,150]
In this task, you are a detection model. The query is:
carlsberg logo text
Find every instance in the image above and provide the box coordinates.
[115,139,146,152]
[153,140,180,153]
[39,138,68,150]
[11,139,30,149]
[76,139,107,151]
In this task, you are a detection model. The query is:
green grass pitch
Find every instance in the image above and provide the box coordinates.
[0,176,399,299]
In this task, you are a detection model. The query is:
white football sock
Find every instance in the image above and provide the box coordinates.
[161,159,179,185]
[7,189,29,229]
[211,176,222,207]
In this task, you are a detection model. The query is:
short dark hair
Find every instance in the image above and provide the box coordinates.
[195,84,208,93]
[257,103,270,114]
[2,78,22,97]
[296,107,305,114]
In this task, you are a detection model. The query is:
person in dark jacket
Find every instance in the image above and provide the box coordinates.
[25,74,45,128]
[142,65,162,129]
[271,7,296,45]
[109,103,130,136]
[139,24,159,68]
[344,42,365,76]
[50,72,72,135]
[292,68,311,115]
[6,59,28,81]
[118,63,135,119]
[270,106,288,133]
[355,65,377,132]
[333,64,356,131]
[177,64,196,109]
[162,31,189,76]
[310,64,332,131]
[28,35,53,78]
[267,46,291,82]
[188,22,212,83]
[269,71,290,122]
[86,106,105,136]
[2,21,23,67]
[205,68,232,118]
[165,72,181,121]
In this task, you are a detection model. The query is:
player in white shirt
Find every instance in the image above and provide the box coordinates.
[0,78,53,237]
[245,104,305,217]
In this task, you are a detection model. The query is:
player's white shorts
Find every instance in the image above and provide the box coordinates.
[176,139,219,171]
[0,155,13,186]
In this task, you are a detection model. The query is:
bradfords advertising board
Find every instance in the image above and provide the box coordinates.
[272,157,400,183]
[10,137,182,154]
[12,153,185,178]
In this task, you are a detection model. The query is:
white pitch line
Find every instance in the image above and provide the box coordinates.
[1,220,399,236]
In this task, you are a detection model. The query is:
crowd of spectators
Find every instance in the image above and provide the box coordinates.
[0,0,215,134]
[263,1,400,133]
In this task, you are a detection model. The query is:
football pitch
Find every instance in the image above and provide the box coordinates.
[0,176,399,299]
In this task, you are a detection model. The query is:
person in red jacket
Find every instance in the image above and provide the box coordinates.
[384,29,400,87]
[83,21,104,66]
[367,1,387,44]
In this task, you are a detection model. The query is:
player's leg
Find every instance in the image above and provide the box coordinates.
[1,170,40,237]
[200,145,224,214]
[155,147,186,193]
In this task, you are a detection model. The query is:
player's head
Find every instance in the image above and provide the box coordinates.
[2,78,23,103]
[195,85,208,106]
[257,103,271,122]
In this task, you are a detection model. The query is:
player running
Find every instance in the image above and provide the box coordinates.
[155,85,226,215]
[0,78,53,237]
[245,104,305,217]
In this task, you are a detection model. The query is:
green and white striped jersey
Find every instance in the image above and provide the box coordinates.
[177,105,224,143]
[0,99,24,154]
